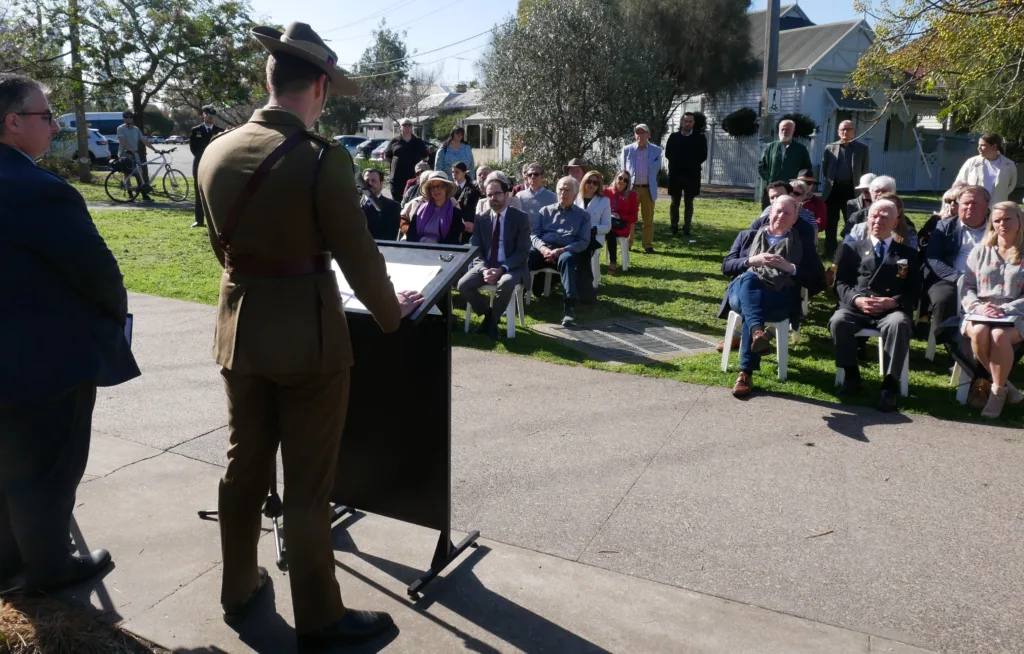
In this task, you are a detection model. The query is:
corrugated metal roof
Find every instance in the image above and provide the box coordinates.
[748,15,862,72]
[440,88,485,111]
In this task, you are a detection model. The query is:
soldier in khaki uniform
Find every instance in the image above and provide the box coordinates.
[197,22,423,648]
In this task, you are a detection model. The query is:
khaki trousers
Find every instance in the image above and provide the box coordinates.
[632,186,656,249]
[218,368,350,634]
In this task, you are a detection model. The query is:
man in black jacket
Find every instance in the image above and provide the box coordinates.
[188,105,224,228]
[830,199,920,412]
[359,168,401,240]
[384,118,428,201]
[664,112,707,237]
[820,120,870,258]
[0,74,139,592]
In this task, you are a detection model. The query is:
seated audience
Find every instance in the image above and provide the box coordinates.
[604,170,639,276]
[844,192,918,251]
[451,161,481,242]
[960,201,1024,417]
[843,175,897,238]
[359,168,401,240]
[457,173,532,340]
[755,181,817,231]
[576,170,612,298]
[795,169,827,234]
[721,196,825,398]
[830,199,921,412]
[405,171,464,245]
[517,162,557,227]
[402,161,431,206]
[925,185,991,343]
[846,173,876,224]
[917,183,965,255]
[510,163,530,196]
[529,176,591,326]
[400,169,434,234]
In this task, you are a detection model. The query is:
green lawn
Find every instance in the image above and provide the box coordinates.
[71,174,196,204]
[90,200,1024,427]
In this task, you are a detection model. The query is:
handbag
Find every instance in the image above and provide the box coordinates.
[611,213,627,231]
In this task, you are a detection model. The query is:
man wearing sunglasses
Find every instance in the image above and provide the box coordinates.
[117,110,155,203]
[515,162,556,228]
[0,73,139,593]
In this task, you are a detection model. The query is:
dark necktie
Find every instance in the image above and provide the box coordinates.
[874,240,886,265]
[488,214,501,268]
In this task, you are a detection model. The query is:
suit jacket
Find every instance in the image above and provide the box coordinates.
[926,216,979,284]
[189,123,225,163]
[664,130,708,194]
[820,140,869,201]
[835,238,920,313]
[361,194,402,241]
[198,108,400,375]
[757,139,812,185]
[620,142,663,203]
[0,144,139,406]
[845,195,868,222]
[468,206,532,284]
[717,218,824,328]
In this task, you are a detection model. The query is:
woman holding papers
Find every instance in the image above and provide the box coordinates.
[962,201,1024,417]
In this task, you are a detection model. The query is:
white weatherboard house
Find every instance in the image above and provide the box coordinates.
[671,4,981,191]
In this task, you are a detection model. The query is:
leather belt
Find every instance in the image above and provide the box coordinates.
[225,252,332,277]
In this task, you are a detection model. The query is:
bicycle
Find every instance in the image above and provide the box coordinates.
[104,148,190,204]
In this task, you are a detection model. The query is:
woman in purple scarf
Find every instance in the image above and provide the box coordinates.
[406,171,464,245]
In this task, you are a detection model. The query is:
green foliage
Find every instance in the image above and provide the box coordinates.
[357,158,388,175]
[688,111,708,134]
[778,113,817,139]
[429,110,470,142]
[356,20,410,122]
[320,93,366,137]
[143,107,174,137]
[722,107,758,137]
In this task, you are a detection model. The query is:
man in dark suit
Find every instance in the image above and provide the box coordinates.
[359,168,401,240]
[458,173,532,340]
[830,199,920,412]
[665,112,708,237]
[0,74,140,592]
[925,185,990,343]
[820,120,870,258]
[189,105,224,228]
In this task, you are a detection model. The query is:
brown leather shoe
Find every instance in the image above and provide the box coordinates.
[732,371,753,398]
[750,329,772,354]
[716,335,741,353]
[967,378,991,409]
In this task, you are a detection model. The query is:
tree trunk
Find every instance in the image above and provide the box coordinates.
[68,0,90,183]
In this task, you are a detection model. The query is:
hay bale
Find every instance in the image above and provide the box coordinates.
[0,598,157,654]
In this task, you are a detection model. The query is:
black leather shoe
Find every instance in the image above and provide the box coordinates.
[838,374,862,397]
[297,609,395,649]
[644,247,656,254]
[877,389,899,413]
[486,318,499,341]
[26,549,111,592]
[472,313,493,335]
[223,566,270,625]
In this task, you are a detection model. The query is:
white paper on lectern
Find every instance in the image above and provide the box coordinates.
[331,260,440,311]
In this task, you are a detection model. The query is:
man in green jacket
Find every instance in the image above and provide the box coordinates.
[758,119,812,208]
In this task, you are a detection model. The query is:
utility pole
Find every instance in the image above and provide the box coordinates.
[759,0,780,142]
[68,0,91,182]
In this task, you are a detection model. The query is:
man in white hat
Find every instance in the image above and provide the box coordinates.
[847,173,876,227]
[620,123,663,254]
[198,21,423,648]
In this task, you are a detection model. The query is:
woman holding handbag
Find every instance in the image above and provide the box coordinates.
[604,170,639,275]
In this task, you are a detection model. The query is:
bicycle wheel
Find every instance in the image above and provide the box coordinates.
[162,168,190,202]
[105,170,140,203]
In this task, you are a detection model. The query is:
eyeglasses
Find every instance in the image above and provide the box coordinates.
[17,111,53,123]
[526,172,541,178]
[586,180,600,186]
[428,185,446,192]
[486,191,506,198]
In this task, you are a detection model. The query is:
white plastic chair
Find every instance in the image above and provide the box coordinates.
[834,328,910,397]
[464,283,526,339]
[524,269,560,306]
[591,249,602,289]
[604,236,630,271]
[925,320,938,361]
[950,361,971,405]
[720,311,791,381]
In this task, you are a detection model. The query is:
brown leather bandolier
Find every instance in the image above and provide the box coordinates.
[219,130,331,277]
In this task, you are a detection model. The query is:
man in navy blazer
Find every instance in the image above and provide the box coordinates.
[924,185,990,342]
[0,74,139,592]
[621,124,663,254]
[458,173,531,340]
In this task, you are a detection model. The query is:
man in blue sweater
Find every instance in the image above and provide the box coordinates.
[0,74,139,593]
[529,176,591,326]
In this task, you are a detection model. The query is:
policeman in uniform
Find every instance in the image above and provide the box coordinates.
[197,22,423,648]
[188,105,223,228]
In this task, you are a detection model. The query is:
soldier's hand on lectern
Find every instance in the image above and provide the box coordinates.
[397,290,425,318]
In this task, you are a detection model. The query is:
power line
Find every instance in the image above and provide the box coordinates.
[346,28,491,69]
[330,0,465,42]
[321,0,421,34]
[347,43,487,80]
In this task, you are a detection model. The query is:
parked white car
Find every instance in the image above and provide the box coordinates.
[166,135,184,144]
[49,128,111,165]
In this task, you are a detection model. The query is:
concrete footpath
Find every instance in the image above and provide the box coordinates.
[61,293,1023,653]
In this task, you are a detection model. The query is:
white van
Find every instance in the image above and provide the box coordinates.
[48,128,111,165]
[57,112,126,158]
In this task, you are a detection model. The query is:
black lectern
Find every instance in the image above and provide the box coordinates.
[330,240,479,596]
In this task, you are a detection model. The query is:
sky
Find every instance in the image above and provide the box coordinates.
[248,0,869,88]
